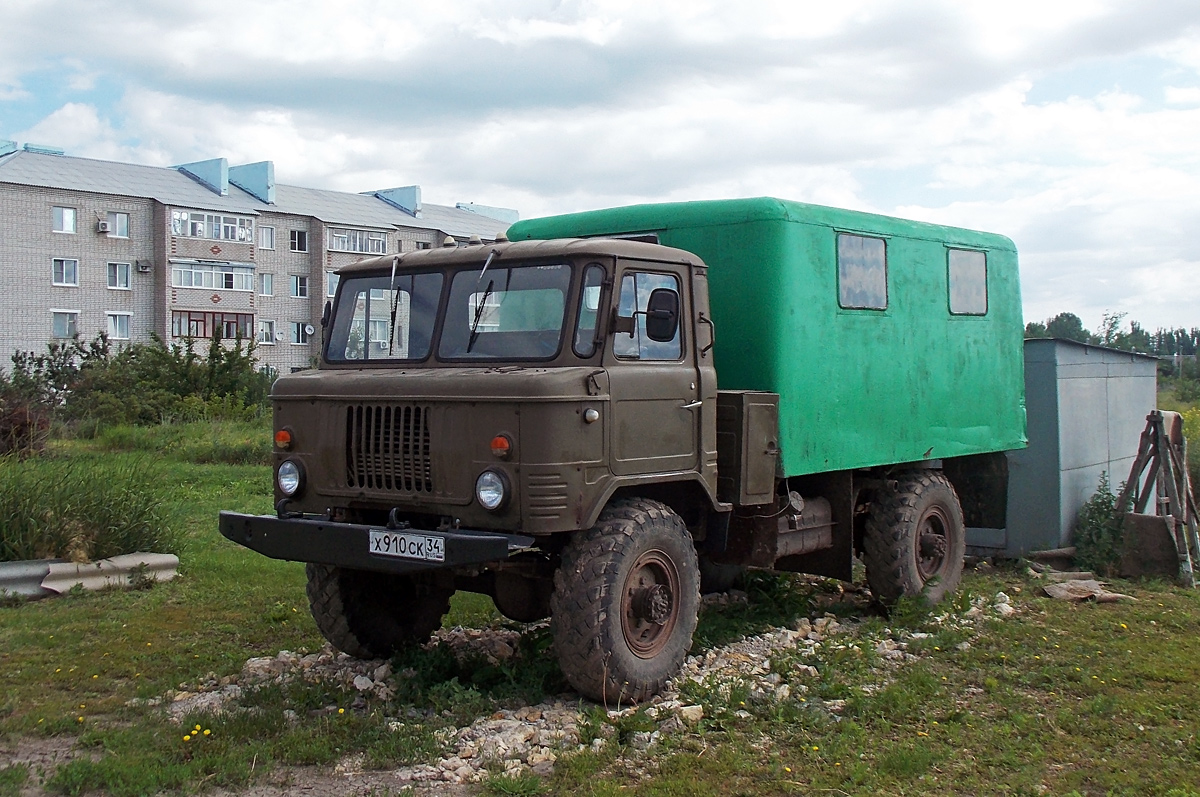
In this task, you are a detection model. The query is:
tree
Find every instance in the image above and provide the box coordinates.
[1045,312,1092,343]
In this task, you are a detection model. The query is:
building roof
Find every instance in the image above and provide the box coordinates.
[0,149,512,238]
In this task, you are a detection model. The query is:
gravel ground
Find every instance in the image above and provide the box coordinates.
[5,585,1015,796]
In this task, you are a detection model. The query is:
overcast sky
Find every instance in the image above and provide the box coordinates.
[3,0,1199,331]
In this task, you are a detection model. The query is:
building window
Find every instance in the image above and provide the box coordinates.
[259,225,275,250]
[106,212,130,238]
[170,311,253,339]
[52,207,76,234]
[837,233,888,310]
[171,261,254,291]
[257,319,276,344]
[107,313,131,340]
[328,228,387,254]
[948,249,988,315]
[108,262,131,290]
[290,275,308,298]
[51,311,78,338]
[326,271,340,297]
[415,241,432,250]
[291,322,310,345]
[169,210,254,242]
[289,230,308,252]
[53,258,79,286]
[259,273,274,296]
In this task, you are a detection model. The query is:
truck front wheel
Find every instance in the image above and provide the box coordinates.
[305,564,453,659]
[551,498,701,703]
[863,471,966,605]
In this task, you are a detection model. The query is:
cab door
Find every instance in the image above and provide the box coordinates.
[606,265,700,476]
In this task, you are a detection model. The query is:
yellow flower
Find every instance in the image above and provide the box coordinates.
[784,767,792,773]
[812,746,819,751]
[1120,623,1127,629]
[77,716,84,723]
[835,762,841,767]
[92,675,98,679]
[183,735,191,742]
[338,708,345,715]
[203,729,211,736]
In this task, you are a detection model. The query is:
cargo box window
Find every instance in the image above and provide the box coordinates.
[837,233,887,310]
[948,249,988,315]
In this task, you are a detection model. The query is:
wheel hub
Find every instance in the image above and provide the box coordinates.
[631,583,673,625]
[620,549,681,659]
[916,506,951,580]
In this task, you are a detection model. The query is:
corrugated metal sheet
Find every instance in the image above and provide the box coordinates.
[0,559,63,599]
[40,553,179,594]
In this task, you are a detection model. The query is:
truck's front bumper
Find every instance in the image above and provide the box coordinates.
[218,511,535,575]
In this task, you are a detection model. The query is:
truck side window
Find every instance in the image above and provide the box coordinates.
[574,264,604,357]
[948,249,987,315]
[614,272,682,360]
[837,233,887,310]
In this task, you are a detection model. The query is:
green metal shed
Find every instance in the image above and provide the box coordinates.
[508,197,1027,478]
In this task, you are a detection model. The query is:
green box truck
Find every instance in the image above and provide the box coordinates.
[219,197,1025,703]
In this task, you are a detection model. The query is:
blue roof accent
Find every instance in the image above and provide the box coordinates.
[372,186,421,216]
[229,161,275,204]
[177,158,229,196]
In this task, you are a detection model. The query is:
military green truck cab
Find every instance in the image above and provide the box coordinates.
[220,198,1025,704]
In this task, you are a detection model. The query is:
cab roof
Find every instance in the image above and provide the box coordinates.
[336,237,705,275]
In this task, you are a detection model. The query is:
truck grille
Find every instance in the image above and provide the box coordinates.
[345,405,433,493]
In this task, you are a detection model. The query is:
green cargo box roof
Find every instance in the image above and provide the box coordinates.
[509,197,1026,477]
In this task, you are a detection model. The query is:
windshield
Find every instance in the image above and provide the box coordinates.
[326,272,443,362]
[438,263,571,360]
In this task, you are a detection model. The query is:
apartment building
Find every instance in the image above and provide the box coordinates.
[0,142,516,373]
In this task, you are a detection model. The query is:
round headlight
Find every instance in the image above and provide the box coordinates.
[277,459,304,496]
[475,470,507,511]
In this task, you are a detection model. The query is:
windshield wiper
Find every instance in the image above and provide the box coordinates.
[387,256,401,356]
[467,278,494,353]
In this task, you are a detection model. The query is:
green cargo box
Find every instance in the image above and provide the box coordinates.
[508,197,1027,478]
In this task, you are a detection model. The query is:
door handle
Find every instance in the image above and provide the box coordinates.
[680,400,703,410]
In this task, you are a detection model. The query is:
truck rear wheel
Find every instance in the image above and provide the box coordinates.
[863,471,965,605]
[551,498,700,703]
[305,564,453,659]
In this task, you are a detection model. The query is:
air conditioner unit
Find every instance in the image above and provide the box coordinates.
[136,261,152,273]
[96,220,111,233]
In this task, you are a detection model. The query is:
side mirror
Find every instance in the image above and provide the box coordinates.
[644,288,679,343]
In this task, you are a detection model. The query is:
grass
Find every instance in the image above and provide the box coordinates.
[0,454,180,562]
[2,424,1200,795]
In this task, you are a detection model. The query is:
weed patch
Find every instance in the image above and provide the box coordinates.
[0,455,178,562]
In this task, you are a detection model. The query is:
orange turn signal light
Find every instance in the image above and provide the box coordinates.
[274,429,293,450]
[490,434,512,459]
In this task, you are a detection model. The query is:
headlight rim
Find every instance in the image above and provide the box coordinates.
[277,459,305,497]
[475,469,509,511]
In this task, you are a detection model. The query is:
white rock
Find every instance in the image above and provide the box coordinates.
[679,705,704,723]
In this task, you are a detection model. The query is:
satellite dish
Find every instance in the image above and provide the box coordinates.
[304,324,315,335]
[275,331,284,341]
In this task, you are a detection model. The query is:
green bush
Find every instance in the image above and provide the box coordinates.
[0,456,179,563]
[1073,472,1124,576]
[6,333,273,433]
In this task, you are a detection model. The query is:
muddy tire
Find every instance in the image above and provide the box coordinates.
[863,471,965,605]
[551,498,700,703]
[305,564,452,659]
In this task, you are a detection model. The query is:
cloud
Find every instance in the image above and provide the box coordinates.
[3,0,1200,329]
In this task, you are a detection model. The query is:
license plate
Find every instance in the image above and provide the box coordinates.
[368,530,445,562]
